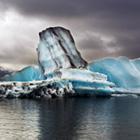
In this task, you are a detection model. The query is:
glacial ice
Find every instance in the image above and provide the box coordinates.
[46,68,115,96]
[36,27,114,96]
[37,27,87,75]
[1,27,140,98]
[2,66,44,82]
[88,57,140,93]
[0,71,114,98]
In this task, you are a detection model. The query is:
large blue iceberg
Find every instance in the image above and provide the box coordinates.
[2,66,44,82]
[88,57,140,93]
[0,27,140,98]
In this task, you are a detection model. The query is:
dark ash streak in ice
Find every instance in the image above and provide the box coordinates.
[37,27,87,75]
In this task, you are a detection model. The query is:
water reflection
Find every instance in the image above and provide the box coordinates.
[38,98,114,140]
[0,97,140,140]
[111,97,140,140]
[0,99,40,140]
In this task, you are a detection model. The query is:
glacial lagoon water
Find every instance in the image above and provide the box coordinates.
[0,96,140,140]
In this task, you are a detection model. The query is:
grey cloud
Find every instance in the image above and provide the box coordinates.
[2,0,140,18]
[0,0,140,68]
[77,33,122,60]
[117,36,140,58]
[0,44,37,66]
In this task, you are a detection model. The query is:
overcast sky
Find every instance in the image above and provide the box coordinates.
[0,0,140,70]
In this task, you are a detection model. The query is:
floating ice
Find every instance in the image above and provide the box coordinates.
[0,72,114,98]
[88,57,140,93]
[37,27,87,75]
[46,68,115,96]
[2,66,44,82]
[1,27,140,98]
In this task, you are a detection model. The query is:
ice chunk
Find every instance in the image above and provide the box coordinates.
[2,66,44,82]
[37,27,87,75]
[46,68,115,96]
[0,69,115,98]
[88,57,140,90]
[0,80,73,98]
[47,68,107,82]
[132,58,140,71]
[3,26,140,97]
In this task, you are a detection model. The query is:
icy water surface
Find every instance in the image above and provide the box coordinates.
[0,96,140,140]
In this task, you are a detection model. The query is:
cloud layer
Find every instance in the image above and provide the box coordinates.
[0,0,140,69]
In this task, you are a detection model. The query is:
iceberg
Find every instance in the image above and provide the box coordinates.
[46,68,115,96]
[88,57,140,93]
[0,70,114,98]
[0,80,74,98]
[36,27,115,96]
[2,66,44,82]
[1,26,140,98]
[0,27,115,98]
[37,27,87,75]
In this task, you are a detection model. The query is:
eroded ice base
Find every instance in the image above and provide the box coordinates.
[0,69,115,98]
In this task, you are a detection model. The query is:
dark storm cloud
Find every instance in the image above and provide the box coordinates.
[2,0,139,58]
[2,0,140,18]
[0,0,140,69]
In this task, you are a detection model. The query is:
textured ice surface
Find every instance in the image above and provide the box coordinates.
[47,68,107,82]
[37,27,87,75]
[88,57,140,92]
[46,68,115,96]
[0,68,115,97]
[2,66,44,82]
[0,80,74,98]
